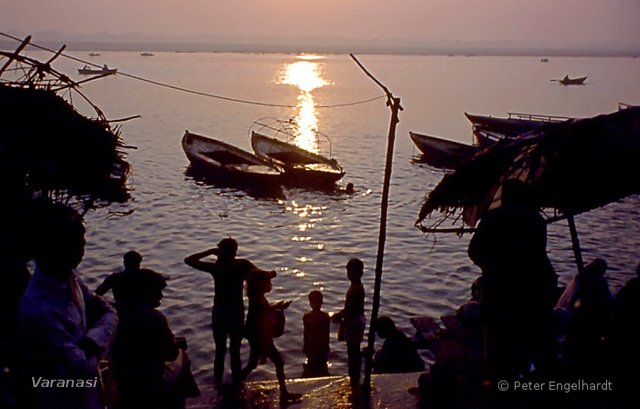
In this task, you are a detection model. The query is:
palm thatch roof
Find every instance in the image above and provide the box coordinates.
[417,106,640,231]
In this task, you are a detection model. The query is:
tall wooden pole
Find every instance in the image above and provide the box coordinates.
[349,54,403,392]
[567,214,585,274]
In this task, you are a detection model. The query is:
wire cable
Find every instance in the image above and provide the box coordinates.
[0,32,386,109]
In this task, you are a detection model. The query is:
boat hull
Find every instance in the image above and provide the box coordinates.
[409,131,479,170]
[182,131,283,187]
[559,76,587,85]
[251,131,344,187]
[77,68,117,76]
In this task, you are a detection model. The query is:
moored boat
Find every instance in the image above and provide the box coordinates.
[465,111,570,144]
[251,130,345,186]
[77,64,117,75]
[409,131,479,170]
[182,131,283,186]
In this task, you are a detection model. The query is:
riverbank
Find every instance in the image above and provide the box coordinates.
[187,373,419,409]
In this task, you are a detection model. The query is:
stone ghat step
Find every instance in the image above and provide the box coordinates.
[187,373,421,409]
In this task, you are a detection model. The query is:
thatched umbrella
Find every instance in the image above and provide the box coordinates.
[416,106,640,271]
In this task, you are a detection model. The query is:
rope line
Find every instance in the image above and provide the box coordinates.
[0,32,386,109]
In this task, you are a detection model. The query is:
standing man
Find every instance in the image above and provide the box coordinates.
[19,201,117,409]
[185,238,272,386]
[468,179,558,381]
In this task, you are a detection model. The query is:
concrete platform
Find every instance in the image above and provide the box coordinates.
[187,373,421,409]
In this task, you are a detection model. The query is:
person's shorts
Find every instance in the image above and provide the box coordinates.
[342,315,366,344]
[211,306,244,333]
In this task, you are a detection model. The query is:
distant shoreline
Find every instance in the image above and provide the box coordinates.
[2,40,639,58]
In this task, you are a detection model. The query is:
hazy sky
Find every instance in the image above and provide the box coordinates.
[1,0,639,44]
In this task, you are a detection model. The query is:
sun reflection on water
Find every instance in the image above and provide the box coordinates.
[278,55,330,152]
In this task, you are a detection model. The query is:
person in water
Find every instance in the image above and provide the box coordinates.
[239,270,301,403]
[302,290,330,378]
[184,238,271,386]
[95,250,143,307]
[333,258,366,388]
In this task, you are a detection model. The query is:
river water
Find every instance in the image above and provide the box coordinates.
[29,51,640,383]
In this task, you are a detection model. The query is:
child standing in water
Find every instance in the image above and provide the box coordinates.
[302,290,330,378]
[333,258,366,388]
[239,270,301,404]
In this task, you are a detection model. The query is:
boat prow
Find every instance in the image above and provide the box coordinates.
[409,131,479,170]
[251,131,345,187]
[182,131,283,187]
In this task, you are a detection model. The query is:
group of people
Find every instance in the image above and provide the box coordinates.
[13,202,199,409]
[183,240,375,401]
[414,179,640,408]
[8,199,422,409]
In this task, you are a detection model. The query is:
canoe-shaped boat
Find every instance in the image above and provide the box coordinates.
[182,131,283,186]
[77,65,117,75]
[250,131,345,186]
[465,112,570,145]
[409,131,479,170]
[559,75,587,85]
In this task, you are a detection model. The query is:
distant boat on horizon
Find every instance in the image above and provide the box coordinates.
[140,52,155,56]
[555,75,587,85]
[540,57,549,63]
[88,52,100,57]
[77,64,117,76]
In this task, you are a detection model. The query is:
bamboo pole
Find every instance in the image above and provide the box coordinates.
[567,214,585,274]
[0,35,31,76]
[349,54,403,392]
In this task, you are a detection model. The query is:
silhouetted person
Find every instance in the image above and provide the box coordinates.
[95,250,142,307]
[612,263,640,399]
[111,269,199,409]
[345,183,354,195]
[0,153,32,402]
[468,179,557,380]
[372,316,424,374]
[302,290,330,378]
[557,258,613,376]
[184,238,268,386]
[333,258,366,388]
[239,270,301,404]
[18,201,117,409]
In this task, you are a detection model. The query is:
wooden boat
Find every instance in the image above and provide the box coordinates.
[409,131,479,170]
[251,131,344,186]
[182,131,283,186]
[465,112,570,145]
[77,64,117,75]
[558,75,587,85]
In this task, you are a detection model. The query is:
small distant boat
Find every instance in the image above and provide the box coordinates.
[77,64,117,76]
[540,57,549,63]
[558,75,587,85]
[140,52,154,56]
[88,52,101,57]
[182,131,283,186]
[409,132,479,170]
[251,131,345,186]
